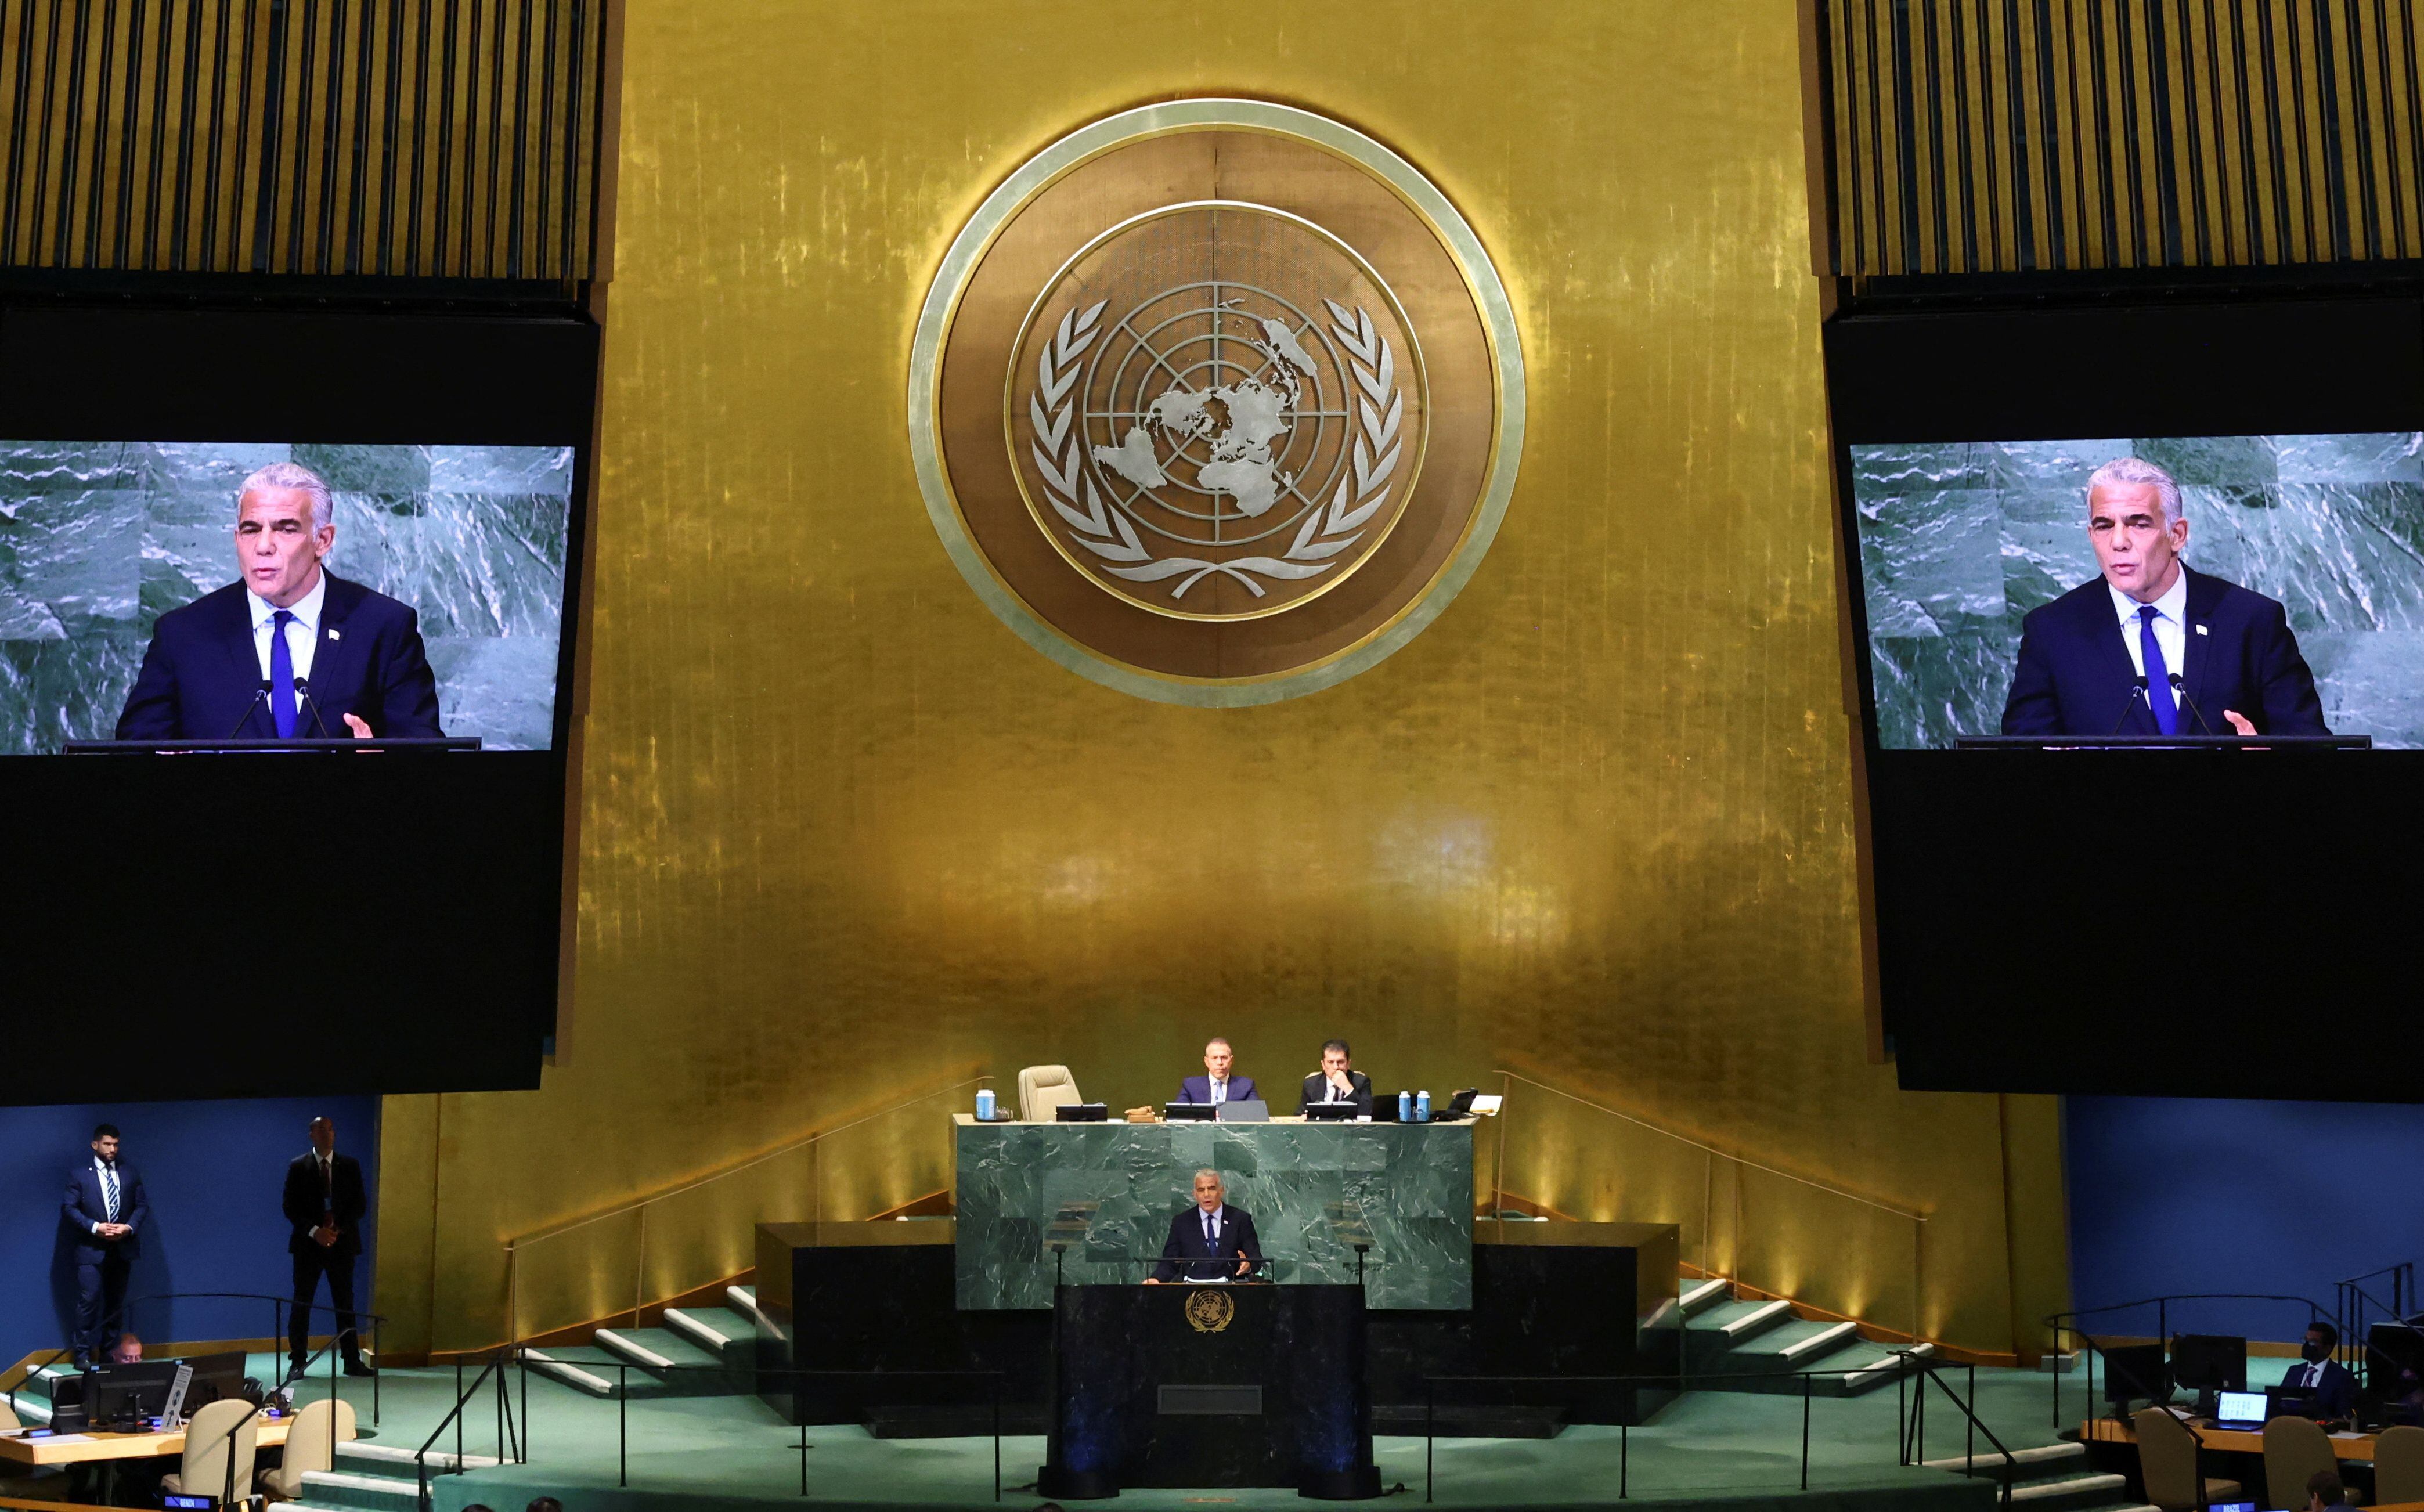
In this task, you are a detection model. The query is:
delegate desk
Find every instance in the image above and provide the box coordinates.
[2079,1416,2382,1460]
[953,1114,1472,1311]
[0,1417,296,1468]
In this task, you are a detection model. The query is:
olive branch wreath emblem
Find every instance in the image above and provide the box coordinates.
[1026,297,1404,602]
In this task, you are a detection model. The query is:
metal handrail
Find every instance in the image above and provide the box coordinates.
[1489,1069,1931,1338]
[1417,1353,2001,1504]
[499,1071,991,1341]
[414,1346,527,1512]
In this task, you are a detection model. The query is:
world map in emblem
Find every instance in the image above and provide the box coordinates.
[1008,204,1429,621]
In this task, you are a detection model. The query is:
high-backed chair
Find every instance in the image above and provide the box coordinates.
[2263,1415,2342,1511]
[2132,1408,2241,1511]
[1018,1065,1082,1122]
[262,1396,357,1501]
[162,1398,258,1502]
[2375,1424,2424,1504]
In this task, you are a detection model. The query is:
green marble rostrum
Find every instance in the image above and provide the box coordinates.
[954,1118,1473,1310]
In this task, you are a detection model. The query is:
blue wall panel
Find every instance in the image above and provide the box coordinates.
[2066,1096,2424,1346]
[0,1096,380,1366]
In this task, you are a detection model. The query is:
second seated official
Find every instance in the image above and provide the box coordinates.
[1298,1038,1374,1117]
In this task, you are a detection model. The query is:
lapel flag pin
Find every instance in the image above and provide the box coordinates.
[329,627,341,641]
[2195,625,2208,636]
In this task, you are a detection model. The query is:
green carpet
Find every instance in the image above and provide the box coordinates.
[306,1359,2070,1512]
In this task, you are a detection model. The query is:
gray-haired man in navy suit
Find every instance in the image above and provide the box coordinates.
[62,1123,147,1367]
[2000,457,2328,739]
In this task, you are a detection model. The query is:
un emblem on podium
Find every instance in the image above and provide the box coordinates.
[1184,1287,1236,1334]
[911,100,1524,705]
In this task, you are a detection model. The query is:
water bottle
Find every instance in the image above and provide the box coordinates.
[1415,1089,1431,1123]
[1397,1090,1412,1122]
[976,1088,996,1120]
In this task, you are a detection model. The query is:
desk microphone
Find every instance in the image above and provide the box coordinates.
[291,677,336,738]
[2109,676,2151,736]
[228,680,272,739]
[2167,673,2220,736]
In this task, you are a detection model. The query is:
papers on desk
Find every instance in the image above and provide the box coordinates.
[30,1432,94,1443]
[1469,1095,1505,1116]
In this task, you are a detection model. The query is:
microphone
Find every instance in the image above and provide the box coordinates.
[2109,676,2150,737]
[2168,673,2220,736]
[228,680,272,739]
[291,677,336,739]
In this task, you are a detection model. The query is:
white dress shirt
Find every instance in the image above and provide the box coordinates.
[2108,566,2189,687]
[1198,1204,1226,1245]
[1208,1077,1228,1106]
[2293,1359,2328,1388]
[92,1156,121,1233]
[248,571,327,683]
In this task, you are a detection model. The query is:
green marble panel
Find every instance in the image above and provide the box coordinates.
[954,1117,1472,1311]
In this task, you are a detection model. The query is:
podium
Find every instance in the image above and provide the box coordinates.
[1038,1283,1380,1501]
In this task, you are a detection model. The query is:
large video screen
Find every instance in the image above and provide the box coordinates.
[1,440,573,754]
[1851,432,2424,749]
[1826,295,2424,1103]
[0,304,595,1104]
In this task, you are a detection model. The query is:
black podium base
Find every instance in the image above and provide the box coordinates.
[1298,1464,1384,1500]
[1036,1462,1120,1500]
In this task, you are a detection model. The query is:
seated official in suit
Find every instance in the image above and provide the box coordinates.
[1177,1037,1257,1107]
[62,1123,147,1368]
[1300,1038,1374,1117]
[1150,1169,1262,1282]
[2000,457,2328,739]
[2282,1321,2358,1417]
[115,460,443,742]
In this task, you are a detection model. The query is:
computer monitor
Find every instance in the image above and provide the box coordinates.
[178,1351,251,1413]
[85,1360,181,1427]
[2172,1334,2248,1392]
[1214,1099,1269,1123]
[2213,1390,2269,1427]
[1163,1102,1216,1121]
[1302,1102,1357,1121]
[2102,1343,2169,1407]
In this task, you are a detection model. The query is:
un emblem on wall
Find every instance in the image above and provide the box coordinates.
[911,100,1524,705]
[1013,206,1421,619]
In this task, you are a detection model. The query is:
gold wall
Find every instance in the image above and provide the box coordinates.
[376,0,2070,1358]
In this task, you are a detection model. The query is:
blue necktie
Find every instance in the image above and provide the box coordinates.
[1203,1213,1215,1248]
[2138,605,2178,735]
[102,1164,119,1222]
[270,609,298,738]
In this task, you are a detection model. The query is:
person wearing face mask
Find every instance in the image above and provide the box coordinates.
[2282,1322,2357,1419]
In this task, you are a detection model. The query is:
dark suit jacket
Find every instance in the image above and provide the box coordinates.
[1155,1205,1263,1282]
[2001,568,2328,738]
[282,1151,368,1258]
[2281,1357,2359,1417]
[1177,1074,1258,1106]
[62,1160,148,1262]
[116,573,443,741]
[1300,1070,1375,1117]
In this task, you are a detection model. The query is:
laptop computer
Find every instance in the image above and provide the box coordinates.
[1214,1099,1269,1123]
[1303,1101,1358,1121]
[2210,1389,2268,1430]
[1164,1102,1217,1121]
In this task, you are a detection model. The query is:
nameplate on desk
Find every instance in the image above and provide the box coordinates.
[1158,1384,1262,1416]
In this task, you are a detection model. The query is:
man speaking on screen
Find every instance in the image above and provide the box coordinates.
[115,460,443,742]
[2000,456,2328,739]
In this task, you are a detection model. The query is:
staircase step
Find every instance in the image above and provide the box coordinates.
[1835,1341,1934,1395]
[524,1345,662,1399]
[1691,1298,1795,1340]
[336,1441,500,1474]
[1922,1441,2086,1475]
[1679,1277,1732,1316]
[2005,1472,2128,1506]
[298,1468,421,1510]
[1732,1318,1857,1361]
[596,1326,725,1373]
[663,1306,742,1351]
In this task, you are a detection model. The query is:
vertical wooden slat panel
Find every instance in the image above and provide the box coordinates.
[1817,0,2424,276]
